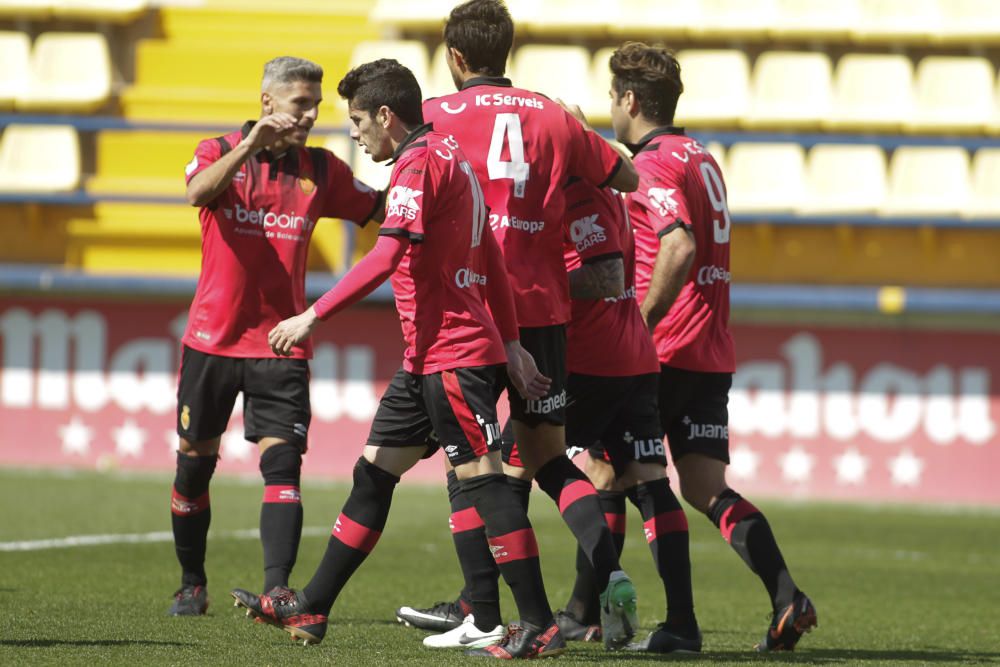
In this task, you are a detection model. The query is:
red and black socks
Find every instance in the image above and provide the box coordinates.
[447,470,501,631]
[171,452,218,587]
[259,443,303,592]
[565,489,627,625]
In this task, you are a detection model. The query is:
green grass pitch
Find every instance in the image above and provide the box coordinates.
[1,469,998,666]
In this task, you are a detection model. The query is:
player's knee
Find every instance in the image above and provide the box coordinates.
[679,480,713,514]
[620,461,666,487]
[584,454,616,491]
[259,442,302,487]
[174,452,218,497]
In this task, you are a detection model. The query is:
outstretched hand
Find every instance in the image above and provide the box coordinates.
[268,307,319,357]
[505,341,552,401]
[244,112,299,150]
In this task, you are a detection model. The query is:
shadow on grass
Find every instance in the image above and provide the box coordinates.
[557,648,1000,663]
[1,640,187,648]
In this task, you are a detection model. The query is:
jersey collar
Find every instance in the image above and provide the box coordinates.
[460,75,513,90]
[626,125,686,156]
[388,122,434,164]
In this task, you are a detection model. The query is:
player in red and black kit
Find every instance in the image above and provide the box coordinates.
[231,59,567,659]
[606,42,818,651]
[168,56,383,616]
[395,0,643,649]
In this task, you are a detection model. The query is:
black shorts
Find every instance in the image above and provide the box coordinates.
[659,365,732,464]
[367,365,504,466]
[565,373,668,476]
[176,345,311,447]
[505,325,567,427]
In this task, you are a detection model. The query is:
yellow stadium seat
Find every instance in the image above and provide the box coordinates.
[694,0,778,40]
[827,53,914,132]
[0,124,79,193]
[512,45,591,109]
[612,0,700,37]
[908,56,996,134]
[0,32,30,110]
[725,143,806,213]
[881,147,970,217]
[16,32,111,113]
[51,0,148,22]
[88,130,205,197]
[0,1,50,19]
[369,0,457,30]
[935,0,1000,45]
[770,0,860,40]
[584,46,616,126]
[852,0,940,43]
[526,0,618,35]
[675,50,750,128]
[966,149,1000,218]
[800,144,887,215]
[743,51,832,130]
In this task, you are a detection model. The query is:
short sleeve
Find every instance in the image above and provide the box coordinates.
[184,138,222,185]
[564,113,624,189]
[564,181,624,264]
[633,159,692,238]
[318,150,381,226]
[380,155,431,242]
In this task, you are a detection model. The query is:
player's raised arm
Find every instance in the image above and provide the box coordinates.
[558,99,639,194]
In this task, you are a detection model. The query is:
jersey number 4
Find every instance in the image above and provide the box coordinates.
[487,113,529,198]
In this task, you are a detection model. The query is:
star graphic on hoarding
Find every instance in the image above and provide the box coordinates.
[779,446,814,483]
[729,444,760,480]
[59,417,93,456]
[889,449,924,487]
[113,419,147,458]
[834,448,869,485]
[222,427,253,462]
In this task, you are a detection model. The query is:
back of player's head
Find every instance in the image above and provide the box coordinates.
[610,42,683,125]
[261,56,323,91]
[337,59,424,127]
[444,0,513,77]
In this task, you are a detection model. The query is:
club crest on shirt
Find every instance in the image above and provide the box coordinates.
[180,405,191,430]
[647,187,679,217]
[387,185,423,220]
[298,162,316,195]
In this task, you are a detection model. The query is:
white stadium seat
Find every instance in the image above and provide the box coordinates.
[17,32,112,113]
[0,32,30,110]
[908,56,996,134]
[675,50,750,127]
[881,147,971,217]
[827,53,915,132]
[512,45,590,110]
[801,144,888,215]
[725,142,806,213]
[0,124,80,193]
[743,51,832,130]
[965,149,1000,218]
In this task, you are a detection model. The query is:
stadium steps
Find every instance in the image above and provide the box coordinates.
[87,129,204,197]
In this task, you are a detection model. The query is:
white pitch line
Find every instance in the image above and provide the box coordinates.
[0,527,330,552]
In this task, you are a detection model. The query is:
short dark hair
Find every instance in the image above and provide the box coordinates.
[337,59,424,127]
[443,0,513,77]
[610,42,683,125]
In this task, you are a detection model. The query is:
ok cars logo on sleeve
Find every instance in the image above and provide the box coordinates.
[387,186,422,220]
[569,213,606,252]
[647,187,679,217]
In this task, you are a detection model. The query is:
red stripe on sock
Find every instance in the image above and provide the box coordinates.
[558,479,598,514]
[442,370,489,457]
[719,499,760,544]
[605,512,626,535]
[449,506,485,533]
[171,487,209,516]
[331,513,382,553]
[262,485,301,504]
[643,510,688,543]
[488,528,539,564]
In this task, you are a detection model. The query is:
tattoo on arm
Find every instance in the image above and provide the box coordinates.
[569,257,625,300]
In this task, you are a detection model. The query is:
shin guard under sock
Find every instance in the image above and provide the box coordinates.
[566,490,626,625]
[447,470,501,631]
[259,443,303,592]
[171,452,218,586]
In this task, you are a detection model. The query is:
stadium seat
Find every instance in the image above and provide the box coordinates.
[351,144,394,192]
[369,0,462,30]
[770,0,860,41]
[675,50,750,128]
[935,0,1000,45]
[160,4,377,45]
[612,0,700,37]
[87,130,205,197]
[743,51,832,130]
[426,43,457,100]
[966,149,1000,218]
[512,45,591,110]
[694,0,778,40]
[0,1,50,19]
[350,40,430,96]
[852,0,940,43]
[526,0,618,34]
[16,32,111,113]
[908,56,996,134]
[0,32,30,110]
[827,53,914,132]
[51,0,149,22]
[725,142,806,213]
[584,46,616,126]
[0,124,80,194]
[881,147,971,217]
[324,133,354,164]
[800,144,887,215]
